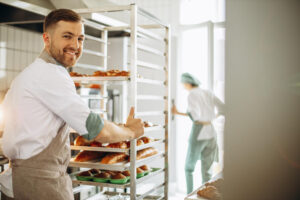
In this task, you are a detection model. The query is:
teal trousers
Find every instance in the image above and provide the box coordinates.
[185,123,219,194]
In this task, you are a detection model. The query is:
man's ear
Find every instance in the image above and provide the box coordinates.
[43,32,51,48]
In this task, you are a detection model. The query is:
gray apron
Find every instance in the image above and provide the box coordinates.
[11,123,74,200]
[185,112,219,194]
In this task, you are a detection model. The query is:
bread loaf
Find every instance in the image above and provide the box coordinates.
[100,153,128,164]
[106,142,128,149]
[74,136,91,146]
[197,186,222,200]
[74,151,105,162]
[136,147,158,160]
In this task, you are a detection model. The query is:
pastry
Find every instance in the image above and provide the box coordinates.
[74,151,105,162]
[90,141,102,147]
[143,121,154,127]
[95,172,111,179]
[74,136,91,146]
[126,139,144,148]
[140,137,154,144]
[136,168,144,174]
[78,171,92,177]
[93,71,107,76]
[122,170,130,177]
[89,84,101,89]
[100,153,128,164]
[136,147,158,160]
[205,178,224,191]
[139,165,149,171]
[111,173,126,180]
[197,186,222,200]
[89,169,100,175]
[106,142,128,149]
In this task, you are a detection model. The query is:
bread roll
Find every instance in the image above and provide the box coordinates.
[135,147,158,160]
[111,173,126,180]
[197,186,221,200]
[106,142,128,149]
[90,141,102,147]
[140,137,154,144]
[74,136,91,146]
[100,153,128,164]
[74,151,105,162]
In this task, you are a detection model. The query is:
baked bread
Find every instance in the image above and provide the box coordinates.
[140,137,154,144]
[74,136,91,146]
[74,151,105,162]
[111,173,126,180]
[90,141,102,147]
[122,170,130,177]
[205,178,224,191]
[134,147,158,160]
[143,121,154,127]
[136,168,144,174]
[140,165,149,171]
[126,139,144,148]
[197,186,221,200]
[95,172,111,179]
[89,169,100,175]
[78,171,92,177]
[100,153,128,164]
[106,142,128,149]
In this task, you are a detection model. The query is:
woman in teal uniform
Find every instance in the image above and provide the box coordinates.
[172,73,224,194]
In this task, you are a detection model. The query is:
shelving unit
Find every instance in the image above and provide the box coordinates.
[69,4,170,200]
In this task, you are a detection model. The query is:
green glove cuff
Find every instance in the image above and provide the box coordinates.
[83,112,104,140]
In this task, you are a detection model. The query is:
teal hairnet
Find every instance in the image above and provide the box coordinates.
[181,73,201,86]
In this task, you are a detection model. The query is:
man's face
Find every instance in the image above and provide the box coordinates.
[43,21,84,67]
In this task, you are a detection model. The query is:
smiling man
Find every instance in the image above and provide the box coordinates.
[0,9,144,200]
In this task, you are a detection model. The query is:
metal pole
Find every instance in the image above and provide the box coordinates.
[129,4,138,200]
[207,22,214,91]
[164,25,171,200]
[100,30,108,120]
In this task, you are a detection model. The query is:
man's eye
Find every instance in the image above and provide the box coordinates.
[78,38,84,42]
[63,35,72,39]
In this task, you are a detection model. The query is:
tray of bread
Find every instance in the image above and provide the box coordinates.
[69,147,164,171]
[185,175,224,200]
[70,166,163,189]
[70,136,163,153]
[70,70,130,82]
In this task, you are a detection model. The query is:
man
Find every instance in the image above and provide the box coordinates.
[172,73,224,194]
[0,9,144,200]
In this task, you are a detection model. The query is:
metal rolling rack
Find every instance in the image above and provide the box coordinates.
[70,4,170,200]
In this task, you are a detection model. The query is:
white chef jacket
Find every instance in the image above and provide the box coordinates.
[187,87,225,140]
[2,57,90,160]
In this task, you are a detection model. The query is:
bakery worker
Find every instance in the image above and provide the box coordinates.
[0,9,144,200]
[172,73,224,194]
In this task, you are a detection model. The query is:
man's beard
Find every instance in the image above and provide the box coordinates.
[49,43,80,67]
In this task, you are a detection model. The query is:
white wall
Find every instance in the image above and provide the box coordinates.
[0,25,44,101]
[225,0,300,199]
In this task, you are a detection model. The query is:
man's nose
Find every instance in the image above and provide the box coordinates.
[70,37,79,49]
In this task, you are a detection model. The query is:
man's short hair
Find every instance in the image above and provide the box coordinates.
[43,9,82,32]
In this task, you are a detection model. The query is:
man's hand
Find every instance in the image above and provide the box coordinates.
[125,107,144,139]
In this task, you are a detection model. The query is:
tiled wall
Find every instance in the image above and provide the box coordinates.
[0,25,44,101]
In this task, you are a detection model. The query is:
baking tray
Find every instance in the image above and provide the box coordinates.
[70,139,164,154]
[69,151,165,171]
[70,168,164,189]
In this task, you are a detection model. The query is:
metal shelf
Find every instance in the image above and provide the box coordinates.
[70,168,164,189]
[137,61,164,71]
[136,111,165,117]
[70,139,164,154]
[69,152,164,171]
[83,49,105,57]
[72,76,129,83]
[85,34,106,43]
[137,78,165,86]
[137,44,164,56]
[137,95,165,100]
[75,63,105,71]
